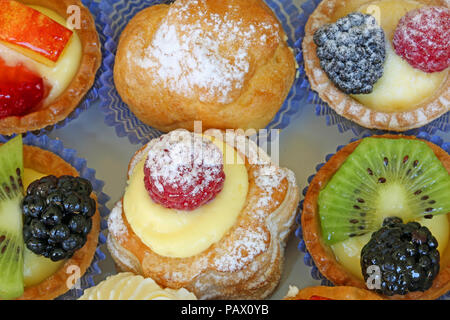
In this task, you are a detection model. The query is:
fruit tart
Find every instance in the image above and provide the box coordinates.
[79,272,197,300]
[284,285,383,300]
[113,0,296,133]
[302,0,449,131]
[302,134,450,299]
[107,129,300,299]
[0,136,100,300]
[0,0,101,135]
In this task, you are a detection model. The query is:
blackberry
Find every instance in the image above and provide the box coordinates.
[313,12,386,94]
[21,175,96,261]
[361,218,440,296]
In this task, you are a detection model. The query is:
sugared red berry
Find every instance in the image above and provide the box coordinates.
[393,6,450,73]
[21,175,95,261]
[143,131,225,211]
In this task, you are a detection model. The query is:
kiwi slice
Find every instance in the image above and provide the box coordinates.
[0,136,25,299]
[319,137,450,245]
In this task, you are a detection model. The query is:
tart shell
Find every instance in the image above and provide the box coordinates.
[284,285,384,300]
[301,134,450,300]
[0,0,102,135]
[302,0,449,131]
[107,129,300,300]
[16,145,100,300]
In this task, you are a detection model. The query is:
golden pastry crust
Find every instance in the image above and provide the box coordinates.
[302,0,449,131]
[114,0,296,133]
[301,134,450,300]
[107,129,300,299]
[15,145,100,300]
[284,285,384,300]
[0,0,102,135]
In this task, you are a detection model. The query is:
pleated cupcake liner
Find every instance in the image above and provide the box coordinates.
[294,131,450,300]
[98,0,307,145]
[0,134,111,300]
[294,0,449,137]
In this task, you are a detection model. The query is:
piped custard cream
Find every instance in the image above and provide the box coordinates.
[123,136,249,258]
[0,5,82,105]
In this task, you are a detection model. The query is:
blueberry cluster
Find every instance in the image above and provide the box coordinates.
[22,175,96,262]
[313,12,386,94]
[361,217,440,296]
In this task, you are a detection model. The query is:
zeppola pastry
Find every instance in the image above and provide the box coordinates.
[0,136,100,300]
[302,0,449,131]
[79,272,197,300]
[284,285,384,300]
[107,129,300,299]
[0,0,101,135]
[113,0,296,133]
[301,134,450,300]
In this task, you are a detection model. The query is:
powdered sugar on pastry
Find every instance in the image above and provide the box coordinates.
[134,0,280,104]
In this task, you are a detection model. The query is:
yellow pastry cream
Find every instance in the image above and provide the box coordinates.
[79,272,197,300]
[0,5,82,105]
[123,135,249,258]
[22,168,65,287]
[350,0,448,112]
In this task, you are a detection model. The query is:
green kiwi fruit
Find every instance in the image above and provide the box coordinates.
[0,136,25,299]
[319,137,450,245]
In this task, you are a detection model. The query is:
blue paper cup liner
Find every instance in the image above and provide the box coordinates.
[294,0,449,137]
[0,134,111,300]
[294,131,450,299]
[6,0,103,138]
[99,0,308,145]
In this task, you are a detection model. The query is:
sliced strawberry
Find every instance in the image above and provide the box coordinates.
[0,58,45,119]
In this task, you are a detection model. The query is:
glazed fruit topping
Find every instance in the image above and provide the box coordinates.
[393,6,450,73]
[144,131,225,211]
[308,295,333,300]
[361,218,440,296]
[22,175,96,262]
[0,0,73,64]
[313,12,386,94]
[0,58,46,119]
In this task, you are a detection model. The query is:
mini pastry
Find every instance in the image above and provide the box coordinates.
[114,0,296,133]
[0,136,100,300]
[301,134,450,299]
[302,0,449,131]
[107,129,300,299]
[284,285,383,300]
[0,0,101,135]
[79,272,197,300]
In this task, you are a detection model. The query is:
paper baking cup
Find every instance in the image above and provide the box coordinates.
[294,0,450,137]
[294,131,450,300]
[0,134,111,300]
[99,0,307,145]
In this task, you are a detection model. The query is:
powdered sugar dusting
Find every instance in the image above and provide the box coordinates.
[213,226,269,272]
[393,6,450,73]
[134,0,280,104]
[145,130,223,197]
[108,201,127,238]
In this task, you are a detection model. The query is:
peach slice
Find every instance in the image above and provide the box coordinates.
[0,0,73,65]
